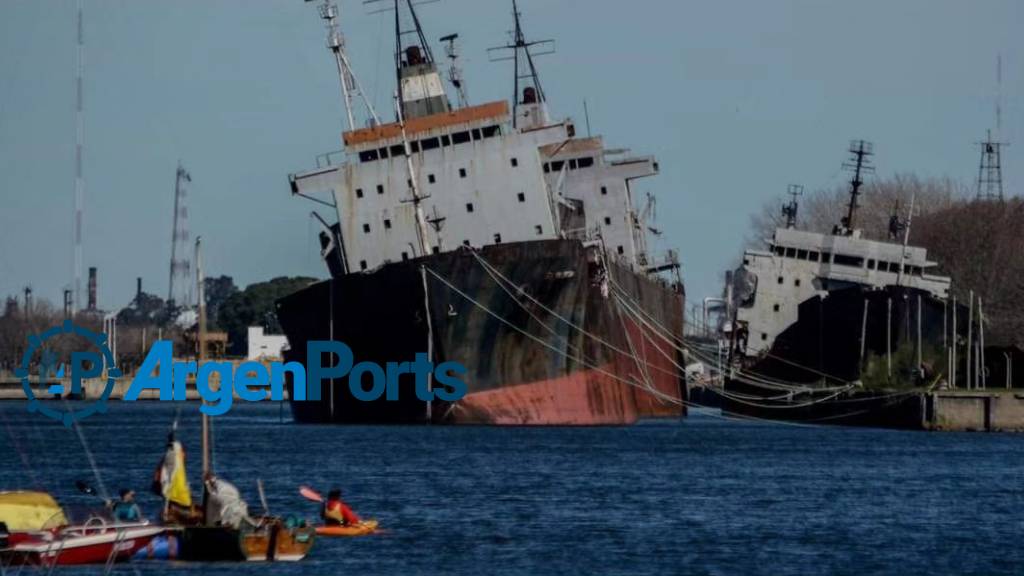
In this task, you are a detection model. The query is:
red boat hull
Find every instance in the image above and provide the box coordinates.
[3,525,164,566]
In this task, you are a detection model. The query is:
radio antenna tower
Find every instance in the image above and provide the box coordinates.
[440,33,468,108]
[837,140,874,235]
[976,55,1008,201]
[307,0,380,131]
[72,0,85,313]
[781,184,802,229]
[168,163,193,311]
[488,0,555,129]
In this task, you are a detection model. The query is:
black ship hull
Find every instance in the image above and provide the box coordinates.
[724,285,961,427]
[276,239,686,425]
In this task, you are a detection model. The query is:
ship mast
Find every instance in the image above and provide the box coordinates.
[195,237,211,478]
[307,0,380,130]
[488,0,555,129]
[395,93,433,257]
[781,184,802,229]
[836,140,874,235]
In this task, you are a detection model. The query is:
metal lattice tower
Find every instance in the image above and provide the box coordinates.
[73,0,85,313]
[167,162,193,311]
[976,56,1008,201]
[976,130,1005,201]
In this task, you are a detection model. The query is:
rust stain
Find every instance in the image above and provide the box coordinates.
[343,101,509,147]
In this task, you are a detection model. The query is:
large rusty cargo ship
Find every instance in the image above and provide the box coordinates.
[276,0,685,425]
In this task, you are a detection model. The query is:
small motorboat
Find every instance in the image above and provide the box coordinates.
[3,521,165,566]
[315,520,379,537]
[0,490,164,567]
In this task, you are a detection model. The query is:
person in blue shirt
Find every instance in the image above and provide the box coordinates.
[110,489,143,523]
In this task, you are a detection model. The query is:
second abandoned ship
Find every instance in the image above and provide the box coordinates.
[719,141,968,427]
[275,1,686,425]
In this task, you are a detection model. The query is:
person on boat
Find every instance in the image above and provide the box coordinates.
[322,489,361,526]
[204,473,258,529]
[110,489,143,523]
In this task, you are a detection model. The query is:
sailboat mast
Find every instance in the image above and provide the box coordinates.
[195,236,210,477]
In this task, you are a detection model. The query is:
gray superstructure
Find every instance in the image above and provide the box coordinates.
[289,1,671,279]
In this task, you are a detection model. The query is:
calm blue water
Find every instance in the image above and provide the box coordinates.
[1,401,1022,575]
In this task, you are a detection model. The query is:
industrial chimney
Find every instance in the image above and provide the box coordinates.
[87,267,97,310]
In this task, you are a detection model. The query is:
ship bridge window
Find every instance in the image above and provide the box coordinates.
[785,248,797,258]
[378,147,389,159]
[773,246,785,257]
[543,163,551,173]
[868,259,876,270]
[797,249,808,260]
[441,135,451,147]
[359,149,379,163]
[887,262,899,273]
[833,254,864,268]
[821,252,832,264]
[517,192,526,203]
[409,141,420,153]
[482,125,501,138]
[471,128,482,141]
[577,157,594,169]
[569,159,578,170]
[421,137,440,151]
[356,188,364,198]
[550,160,565,173]
[390,144,406,157]
[809,251,820,262]
[452,131,471,145]
[362,223,371,233]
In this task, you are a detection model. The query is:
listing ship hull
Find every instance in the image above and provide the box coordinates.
[277,239,685,425]
[723,285,957,427]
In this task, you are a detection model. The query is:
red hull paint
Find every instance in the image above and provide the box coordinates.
[452,364,639,425]
[4,525,163,566]
[619,310,685,419]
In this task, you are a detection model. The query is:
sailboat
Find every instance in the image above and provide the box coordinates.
[146,237,315,562]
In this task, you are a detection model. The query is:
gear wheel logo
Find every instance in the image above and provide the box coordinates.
[14,320,120,427]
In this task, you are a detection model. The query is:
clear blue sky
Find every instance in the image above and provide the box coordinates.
[1,0,1021,310]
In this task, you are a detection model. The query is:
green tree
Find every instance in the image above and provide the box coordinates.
[217,277,317,356]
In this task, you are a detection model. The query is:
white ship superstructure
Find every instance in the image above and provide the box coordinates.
[289,0,668,277]
[735,226,951,356]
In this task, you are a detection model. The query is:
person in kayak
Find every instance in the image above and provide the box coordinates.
[110,489,143,523]
[323,489,361,526]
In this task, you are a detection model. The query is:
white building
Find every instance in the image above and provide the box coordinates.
[247,326,288,361]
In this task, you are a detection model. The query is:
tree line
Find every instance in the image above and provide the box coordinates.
[749,174,1023,347]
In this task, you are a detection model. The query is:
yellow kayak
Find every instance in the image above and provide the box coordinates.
[315,520,379,537]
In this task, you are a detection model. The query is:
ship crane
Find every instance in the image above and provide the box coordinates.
[307,0,380,130]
